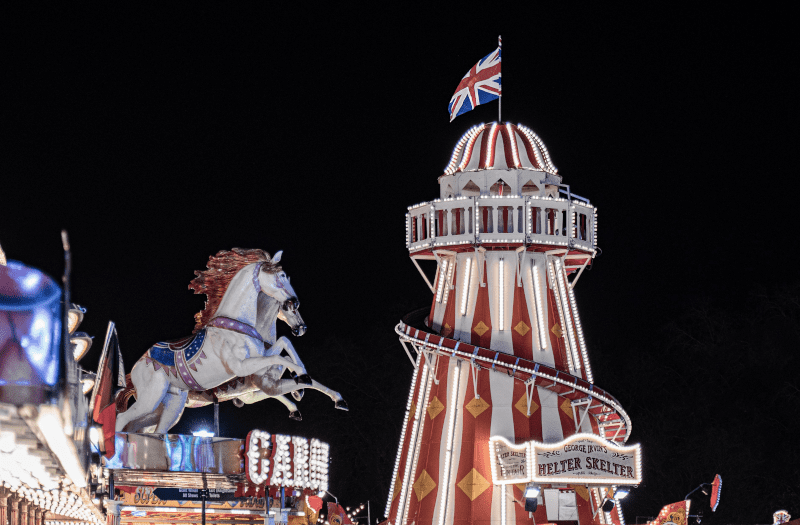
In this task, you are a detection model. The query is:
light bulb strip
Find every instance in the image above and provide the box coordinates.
[506,123,521,168]
[532,262,548,350]
[436,260,449,303]
[396,365,430,525]
[548,260,575,372]
[442,258,455,308]
[385,356,422,517]
[566,274,594,383]
[554,259,581,371]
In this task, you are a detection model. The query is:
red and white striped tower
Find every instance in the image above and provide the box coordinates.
[385,122,638,525]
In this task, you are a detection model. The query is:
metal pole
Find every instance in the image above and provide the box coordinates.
[367,501,371,525]
[214,398,220,436]
[498,35,502,123]
[202,494,206,525]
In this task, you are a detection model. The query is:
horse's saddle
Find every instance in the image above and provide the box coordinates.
[147,329,207,369]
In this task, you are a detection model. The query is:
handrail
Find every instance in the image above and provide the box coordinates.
[394,321,631,444]
[406,195,596,253]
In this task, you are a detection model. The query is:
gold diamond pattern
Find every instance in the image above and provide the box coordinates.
[457,468,490,501]
[465,396,490,418]
[427,396,444,420]
[514,394,539,417]
[551,323,563,338]
[413,470,437,502]
[473,321,490,337]
[574,485,590,501]
[514,321,530,336]
[410,401,417,420]
[442,323,453,337]
[560,398,574,419]
[392,470,402,501]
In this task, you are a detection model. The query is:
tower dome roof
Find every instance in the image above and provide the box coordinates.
[443,122,557,176]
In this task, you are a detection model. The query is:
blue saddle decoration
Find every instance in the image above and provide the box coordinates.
[149,329,207,368]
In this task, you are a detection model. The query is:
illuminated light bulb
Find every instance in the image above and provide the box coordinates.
[435,260,449,303]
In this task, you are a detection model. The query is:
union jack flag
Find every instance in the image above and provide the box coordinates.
[448,47,501,121]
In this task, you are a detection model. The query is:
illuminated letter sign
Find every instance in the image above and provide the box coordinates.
[245,430,330,490]
[489,437,529,484]
[488,433,641,486]
[531,434,641,485]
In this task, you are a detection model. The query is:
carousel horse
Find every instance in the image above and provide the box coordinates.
[115,248,347,434]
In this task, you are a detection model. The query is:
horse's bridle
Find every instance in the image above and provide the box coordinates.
[209,262,297,342]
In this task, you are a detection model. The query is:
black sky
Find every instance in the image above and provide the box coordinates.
[3,5,798,523]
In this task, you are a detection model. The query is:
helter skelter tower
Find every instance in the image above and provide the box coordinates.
[385,122,641,525]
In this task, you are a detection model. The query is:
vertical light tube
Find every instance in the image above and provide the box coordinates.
[401,364,433,525]
[438,361,461,525]
[498,258,505,330]
[554,259,581,371]
[531,262,548,350]
[548,260,575,371]
[500,484,507,525]
[436,260,449,303]
[461,257,472,316]
[386,355,421,517]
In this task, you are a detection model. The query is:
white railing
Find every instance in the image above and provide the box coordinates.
[406,195,596,253]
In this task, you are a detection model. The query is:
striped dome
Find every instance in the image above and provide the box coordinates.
[443,122,557,176]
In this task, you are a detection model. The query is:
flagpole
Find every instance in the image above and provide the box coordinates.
[498,35,502,123]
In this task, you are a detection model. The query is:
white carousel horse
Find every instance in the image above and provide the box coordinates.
[115,249,347,433]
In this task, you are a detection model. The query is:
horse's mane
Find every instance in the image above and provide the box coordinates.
[189,248,282,333]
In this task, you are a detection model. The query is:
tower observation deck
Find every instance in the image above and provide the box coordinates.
[386,122,639,525]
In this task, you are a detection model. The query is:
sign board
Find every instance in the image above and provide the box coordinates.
[245,430,330,491]
[153,488,239,502]
[488,433,641,486]
[531,434,641,484]
[489,437,529,484]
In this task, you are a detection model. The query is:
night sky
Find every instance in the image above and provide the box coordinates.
[3,5,798,524]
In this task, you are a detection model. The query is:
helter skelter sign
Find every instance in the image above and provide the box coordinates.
[489,434,641,486]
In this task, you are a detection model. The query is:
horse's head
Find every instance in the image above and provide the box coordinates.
[256,251,306,336]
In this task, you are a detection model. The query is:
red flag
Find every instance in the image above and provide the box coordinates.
[90,322,125,458]
[647,500,690,525]
[306,496,323,513]
[710,474,722,512]
[326,503,352,525]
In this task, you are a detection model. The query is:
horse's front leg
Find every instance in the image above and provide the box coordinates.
[269,336,306,370]
[222,346,307,379]
[256,376,348,411]
[274,395,302,421]
[269,337,310,398]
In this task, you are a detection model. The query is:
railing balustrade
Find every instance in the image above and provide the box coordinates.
[407,195,596,252]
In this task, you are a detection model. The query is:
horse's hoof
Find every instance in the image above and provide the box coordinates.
[289,410,302,421]
[291,389,304,401]
[233,398,245,408]
[294,374,313,386]
[335,399,349,411]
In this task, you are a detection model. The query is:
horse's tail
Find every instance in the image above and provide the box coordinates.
[115,373,137,414]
